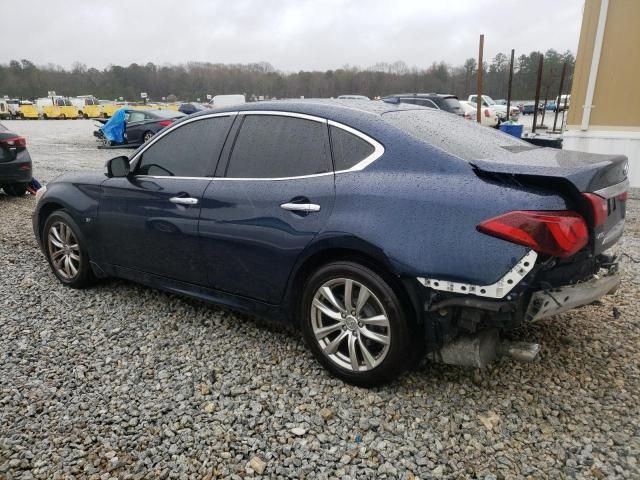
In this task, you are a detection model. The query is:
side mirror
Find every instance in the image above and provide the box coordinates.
[105,155,130,178]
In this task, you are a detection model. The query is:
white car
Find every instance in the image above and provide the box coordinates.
[468,94,519,121]
[459,100,499,127]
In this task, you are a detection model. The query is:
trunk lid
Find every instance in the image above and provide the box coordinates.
[472,148,629,255]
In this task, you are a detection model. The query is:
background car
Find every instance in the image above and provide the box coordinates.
[468,94,519,121]
[458,100,499,127]
[520,102,536,115]
[0,122,32,196]
[33,100,628,386]
[337,95,370,100]
[381,93,465,116]
[95,108,185,146]
[178,103,209,115]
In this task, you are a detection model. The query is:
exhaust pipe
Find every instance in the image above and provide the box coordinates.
[435,330,541,368]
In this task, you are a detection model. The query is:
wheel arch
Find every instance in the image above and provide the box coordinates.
[285,237,422,329]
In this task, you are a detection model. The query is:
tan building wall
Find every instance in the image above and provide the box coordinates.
[567,0,640,130]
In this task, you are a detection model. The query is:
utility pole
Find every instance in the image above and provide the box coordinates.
[476,34,484,123]
[553,61,567,132]
[532,53,544,134]
[506,49,515,120]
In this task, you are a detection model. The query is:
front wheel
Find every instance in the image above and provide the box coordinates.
[300,261,414,387]
[43,210,95,288]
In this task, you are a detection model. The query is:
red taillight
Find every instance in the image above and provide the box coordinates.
[477,210,589,257]
[158,120,173,127]
[582,193,608,227]
[0,136,27,147]
[617,191,628,202]
[464,112,472,120]
[484,109,491,118]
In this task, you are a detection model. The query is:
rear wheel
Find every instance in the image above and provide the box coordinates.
[3,183,28,196]
[300,261,414,387]
[143,131,154,143]
[43,210,94,288]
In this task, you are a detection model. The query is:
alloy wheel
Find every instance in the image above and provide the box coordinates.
[47,221,81,280]
[310,278,391,372]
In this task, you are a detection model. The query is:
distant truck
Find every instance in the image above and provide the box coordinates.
[6,99,39,119]
[468,94,518,121]
[210,94,245,109]
[70,95,103,118]
[556,94,571,111]
[36,97,79,119]
[0,99,9,119]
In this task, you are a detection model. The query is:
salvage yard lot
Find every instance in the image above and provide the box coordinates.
[1,119,639,479]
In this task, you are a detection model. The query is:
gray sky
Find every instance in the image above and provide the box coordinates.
[2,0,584,71]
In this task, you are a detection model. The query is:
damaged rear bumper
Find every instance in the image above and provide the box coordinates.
[524,271,620,322]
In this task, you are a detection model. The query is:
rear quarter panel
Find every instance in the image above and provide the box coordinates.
[324,136,569,285]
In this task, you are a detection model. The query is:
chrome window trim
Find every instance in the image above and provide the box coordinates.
[128,110,385,181]
[328,120,384,173]
[594,178,629,199]
[128,111,239,168]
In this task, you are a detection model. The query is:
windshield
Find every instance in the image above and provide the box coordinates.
[483,95,496,105]
[383,109,535,160]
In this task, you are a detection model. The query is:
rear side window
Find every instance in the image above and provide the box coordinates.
[226,115,330,178]
[136,116,233,177]
[330,126,375,171]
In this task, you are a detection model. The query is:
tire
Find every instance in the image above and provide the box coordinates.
[300,261,414,387]
[3,183,28,196]
[43,210,95,288]
[143,131,154,143]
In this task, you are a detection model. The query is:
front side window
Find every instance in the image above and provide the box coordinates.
[136,116,233,177]
[226,115,330,178]
[330,126,375,171]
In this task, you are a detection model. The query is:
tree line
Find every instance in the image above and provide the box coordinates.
[0,49,574,103]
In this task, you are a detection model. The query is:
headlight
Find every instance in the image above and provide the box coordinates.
[35,185,47,204]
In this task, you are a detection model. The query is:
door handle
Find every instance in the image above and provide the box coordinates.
[169,196,199,206]
[280,202,321,212]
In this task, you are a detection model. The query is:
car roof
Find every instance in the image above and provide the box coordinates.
[384,93,458,99]
[191,99,421,120]
[184,99,446,142]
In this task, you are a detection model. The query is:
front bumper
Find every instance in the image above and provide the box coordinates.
[524,272,620,322]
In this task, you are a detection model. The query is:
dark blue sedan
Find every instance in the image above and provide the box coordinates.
[33,100,628,386]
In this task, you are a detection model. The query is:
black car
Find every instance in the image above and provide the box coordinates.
[382,93,465,116]
[34,100,627,386]
[0,122,32,196]
[94,108,186,146]
[178,103,209,115]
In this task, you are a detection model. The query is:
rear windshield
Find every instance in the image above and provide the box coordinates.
[443,97,463,111]
[383,109,535,160]
[153,110,185,119]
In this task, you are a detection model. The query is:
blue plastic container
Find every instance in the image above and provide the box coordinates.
[499,123,524,138]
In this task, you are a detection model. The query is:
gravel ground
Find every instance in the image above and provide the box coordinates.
[1,120,639,479]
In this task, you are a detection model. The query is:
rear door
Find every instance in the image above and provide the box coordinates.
[199,112,335,304]
[98,114,235,284]
[124,111,147,143]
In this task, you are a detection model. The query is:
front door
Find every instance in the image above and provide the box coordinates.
[97,114,235,284]
[199,113,335,304]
